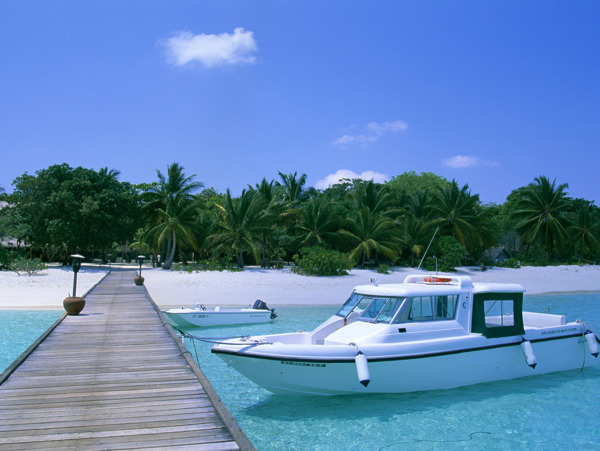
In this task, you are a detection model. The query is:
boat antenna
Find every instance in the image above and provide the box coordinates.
[417,226,439,270]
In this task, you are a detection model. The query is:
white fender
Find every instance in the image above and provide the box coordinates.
[585,330,599,357]
[355,351,370,387]
[521,340,537,368]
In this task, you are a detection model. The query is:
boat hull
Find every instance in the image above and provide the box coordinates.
[213,332,600,395]
[164,309,273,327]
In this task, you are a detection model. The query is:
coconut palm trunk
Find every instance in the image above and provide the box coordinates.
[163,230,177,269]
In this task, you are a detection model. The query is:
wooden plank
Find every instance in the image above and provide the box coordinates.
[1,405,220,425]
[0,270,255,451]
[0,423,235,444]
[2,431,239,451]
[0,395,212,412]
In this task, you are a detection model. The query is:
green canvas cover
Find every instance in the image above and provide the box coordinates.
[471,292,525,338]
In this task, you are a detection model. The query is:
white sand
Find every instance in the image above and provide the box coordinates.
[0,265,108,310]
[1,264,599,310]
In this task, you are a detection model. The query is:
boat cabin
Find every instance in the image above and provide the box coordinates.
[334,275,526,338]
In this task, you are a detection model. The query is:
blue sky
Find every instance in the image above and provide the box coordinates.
[1,1,598,205]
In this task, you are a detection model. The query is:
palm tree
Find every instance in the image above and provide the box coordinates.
[341,206,402,266]
[430,180,495,254]
[209,189,275,268]
[98,167,121,179]
[275,172,308,256]
[250,178,285,263]
[296,196,343,248]
[512,176,569,257]
[277,171,307,207]
[567,204,600,261]
[349,179,397,216]
[142,163,203,269]
[400,216,437,267]
[252,178,281,205]
[188,210,214,261]
[405,190,434,220]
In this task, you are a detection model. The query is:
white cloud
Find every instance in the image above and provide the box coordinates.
[367,120,408,134]
[162,27,257,67]
[314,169,390,190]
[332,120,408,147]
[442,155,498,168]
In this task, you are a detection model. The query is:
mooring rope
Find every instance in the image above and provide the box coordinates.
[378,431,492,449]
[579,321,587,372]
[172,326,272,346]
[576,320,600,372]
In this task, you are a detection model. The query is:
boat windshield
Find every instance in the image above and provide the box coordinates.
[336,293,362,318]
[337,293,459,324]
[336,293,406,324]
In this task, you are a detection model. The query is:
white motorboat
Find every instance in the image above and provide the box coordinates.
[163,300,277,328]
[212,274,600,395]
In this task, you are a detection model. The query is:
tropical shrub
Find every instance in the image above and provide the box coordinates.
[521,244,551,266]
[422,236,466,272]
[173,259,242,273]
[9,257,47,276]
[376,264,392,274]
[495,257,521,268]
[292,246,354,276]
[0,246,10,269]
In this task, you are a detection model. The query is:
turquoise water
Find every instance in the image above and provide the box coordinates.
[2,295,599,449]
[0,310,63,372]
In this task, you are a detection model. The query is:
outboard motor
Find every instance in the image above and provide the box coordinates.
[253,299,278,320]
[253,299,268,310]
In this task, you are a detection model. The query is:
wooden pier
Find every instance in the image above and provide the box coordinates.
[0,269,254,450]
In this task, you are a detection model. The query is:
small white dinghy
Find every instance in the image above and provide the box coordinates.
[212,275,600,395]
[163,300,277,328]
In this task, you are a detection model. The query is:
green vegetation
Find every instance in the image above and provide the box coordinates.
[142,163,204,270]
[9,256,47,276]
[421,236,467,273]
[1,165,599,275]
[292,246,354,276]
[8,164,139,262]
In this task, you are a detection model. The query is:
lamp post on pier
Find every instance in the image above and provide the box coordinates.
[134,255,145,285]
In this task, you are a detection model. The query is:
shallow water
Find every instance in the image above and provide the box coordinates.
[0,310,63,371]
[2,295,599,450]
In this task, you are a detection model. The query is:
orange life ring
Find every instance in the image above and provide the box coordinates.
[424,277,451,283]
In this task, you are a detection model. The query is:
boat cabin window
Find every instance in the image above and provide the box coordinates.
[483,300,514,327]
[376,297,405,323]
[393,295,458,323]
[337,293,458,324]
[336,293,405,323]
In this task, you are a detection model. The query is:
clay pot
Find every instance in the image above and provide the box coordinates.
[63,296,85,315]
[134,276,145,286]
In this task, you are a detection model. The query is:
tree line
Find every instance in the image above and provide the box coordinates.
[1,162,599,272]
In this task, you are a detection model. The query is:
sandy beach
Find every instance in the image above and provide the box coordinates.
[0,264,599,310]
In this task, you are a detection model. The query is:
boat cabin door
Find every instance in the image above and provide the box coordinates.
[471,292,525,338]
